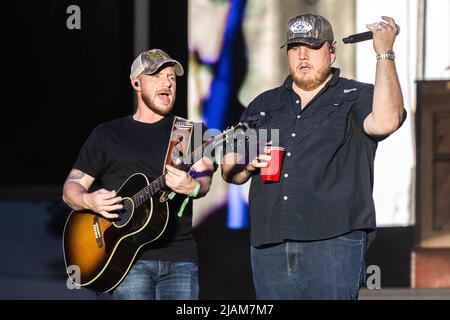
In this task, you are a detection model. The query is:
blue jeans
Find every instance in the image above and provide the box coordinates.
[251,230,367,300]
[111,260,198,300]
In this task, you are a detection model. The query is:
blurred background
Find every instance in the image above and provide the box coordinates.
[0,0,449,299]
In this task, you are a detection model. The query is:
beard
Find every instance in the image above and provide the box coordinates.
[141,92,174,116]
[290,64,331,91]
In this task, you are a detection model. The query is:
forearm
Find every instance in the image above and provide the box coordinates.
[221,163,254,185]
[371,59,404,133]
[365,17,405,136]
[62,181,90,211]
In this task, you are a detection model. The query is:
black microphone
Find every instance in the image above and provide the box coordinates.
[342,24,400,44]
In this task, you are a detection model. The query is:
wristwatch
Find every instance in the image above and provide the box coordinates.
[376,49,395,61]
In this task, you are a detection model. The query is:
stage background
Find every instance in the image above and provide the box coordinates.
[0,0,448,299]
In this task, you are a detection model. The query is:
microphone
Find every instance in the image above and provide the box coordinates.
[342,24,400,44]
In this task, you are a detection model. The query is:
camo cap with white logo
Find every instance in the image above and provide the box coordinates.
[280,13,334,49]
[130,49,184,79]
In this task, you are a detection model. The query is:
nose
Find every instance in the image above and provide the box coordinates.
[298,46,309,61]
[161,75,172,87]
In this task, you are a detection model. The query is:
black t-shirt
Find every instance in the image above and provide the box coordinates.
[73,114,203,263]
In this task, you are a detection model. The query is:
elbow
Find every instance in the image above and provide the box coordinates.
[382,120,401,135]
[385,109,405,134]
[62,185,69,205]
[372,109,405,135]
[62,190,74,209]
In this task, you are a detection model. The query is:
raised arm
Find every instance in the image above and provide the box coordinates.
[363,16,405,136]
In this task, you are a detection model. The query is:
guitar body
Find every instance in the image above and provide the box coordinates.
[62,173,169,292]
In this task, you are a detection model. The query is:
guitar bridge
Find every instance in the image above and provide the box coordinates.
[93,216,103,248]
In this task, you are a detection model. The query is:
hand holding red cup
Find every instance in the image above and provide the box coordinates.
[260,146,285,182]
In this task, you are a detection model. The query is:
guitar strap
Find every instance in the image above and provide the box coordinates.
[159,116,195,203]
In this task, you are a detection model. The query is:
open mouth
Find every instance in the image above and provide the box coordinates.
[157,92,171,104]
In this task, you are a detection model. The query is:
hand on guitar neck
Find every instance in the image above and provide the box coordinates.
[165,164,198,196]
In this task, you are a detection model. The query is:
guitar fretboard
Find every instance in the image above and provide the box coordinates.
[132,175,167,207]
[129,123,245,207]
[130,138,215,207]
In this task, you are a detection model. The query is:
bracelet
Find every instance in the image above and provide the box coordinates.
[376,49,395,61]
[177,181,201,218]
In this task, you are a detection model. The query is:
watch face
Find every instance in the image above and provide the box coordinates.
[387,50,395,59]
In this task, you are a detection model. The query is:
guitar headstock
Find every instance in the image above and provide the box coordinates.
[178,121,256,167]
[215,122,252,144]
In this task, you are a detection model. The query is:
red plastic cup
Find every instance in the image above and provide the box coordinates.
[261,147,285,182]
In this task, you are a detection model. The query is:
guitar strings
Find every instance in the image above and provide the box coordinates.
[69,129,239,251]
[94,133,228,228]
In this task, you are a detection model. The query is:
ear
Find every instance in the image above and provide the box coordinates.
[131,78,141,91]
[330,40,337,55]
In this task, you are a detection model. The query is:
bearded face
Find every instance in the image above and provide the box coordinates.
[141,89,175,116]
[139,65,177,116]
[289,61,331,91]
[287,42,334,91]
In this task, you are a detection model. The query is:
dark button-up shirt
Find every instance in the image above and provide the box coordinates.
[240,68,403,247]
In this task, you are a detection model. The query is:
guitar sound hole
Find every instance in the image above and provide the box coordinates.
[113,198,134,228]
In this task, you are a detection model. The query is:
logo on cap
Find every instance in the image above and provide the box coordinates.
[290,21,313,34]
[146,50,168,61]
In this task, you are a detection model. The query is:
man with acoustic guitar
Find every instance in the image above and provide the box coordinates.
[62,49,215,299]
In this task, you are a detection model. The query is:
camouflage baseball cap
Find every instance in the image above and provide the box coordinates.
[280,13,334,49]
[130,49,184,79]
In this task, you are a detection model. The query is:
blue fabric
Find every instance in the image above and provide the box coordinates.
[250,230,367,300]
[112,260,198,300]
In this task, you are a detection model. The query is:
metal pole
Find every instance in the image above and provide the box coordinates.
[416,0,426,80]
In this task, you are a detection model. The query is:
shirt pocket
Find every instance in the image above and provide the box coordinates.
[308,92,358,138]
[317,105,347,137]
[252,110,283,147]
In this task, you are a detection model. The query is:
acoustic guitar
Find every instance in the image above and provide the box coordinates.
[63,122,251,292]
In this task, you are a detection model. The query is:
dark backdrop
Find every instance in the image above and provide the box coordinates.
[1,0,189,197]
[2,1,134,194]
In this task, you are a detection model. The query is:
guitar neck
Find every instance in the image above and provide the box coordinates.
[132,175,167,207]
[131,140,211,207]
[131,122,247,207]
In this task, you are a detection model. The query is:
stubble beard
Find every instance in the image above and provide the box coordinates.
[290,65,331,91]
[141,92,174,116]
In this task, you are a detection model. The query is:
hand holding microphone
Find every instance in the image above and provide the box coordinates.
[343,16,400,45]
